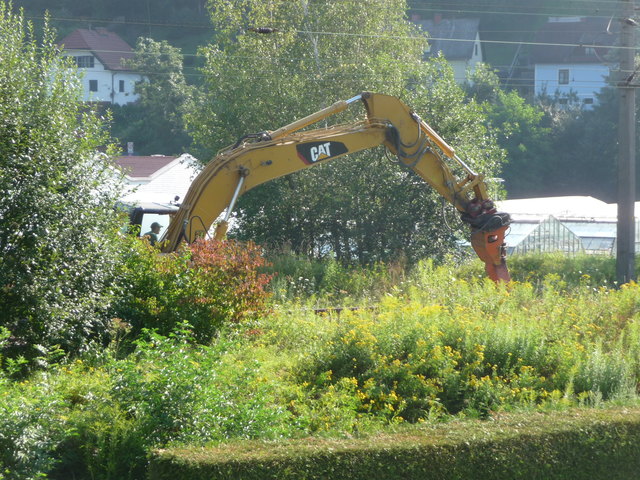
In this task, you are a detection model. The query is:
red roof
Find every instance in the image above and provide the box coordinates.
[59,28,135,71]
[115,155,178,179]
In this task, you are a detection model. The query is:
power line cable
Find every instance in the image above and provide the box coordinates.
[22,1,624,33]
[70,26,637,62]
[407,5,618,20]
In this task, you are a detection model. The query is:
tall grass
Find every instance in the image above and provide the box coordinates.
[2,253,640,479]
[262,261,640,428]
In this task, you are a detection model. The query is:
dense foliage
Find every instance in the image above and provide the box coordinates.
[0,5,125,362]
[12,0,638,202]
[534,87,622,202]
[466,64,552,198]
[12,0,209,48]
[3,2,640,478]
[153,409,640,480]
[110,38,195,156]
[111,237,273,343]
[2,255,640,478]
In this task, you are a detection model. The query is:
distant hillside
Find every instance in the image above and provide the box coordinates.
[14,0,619,90]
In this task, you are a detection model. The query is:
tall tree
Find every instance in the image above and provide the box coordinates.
[535,87,620,202]
[188,0,505,263]
[111,38,194,155]
[467,64,553,198]
[0,4,125,362]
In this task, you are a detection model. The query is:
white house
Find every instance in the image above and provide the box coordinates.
[59,28,143,105]
[532,17,618,108]
[115,154,201,234]
[414,16,483,84]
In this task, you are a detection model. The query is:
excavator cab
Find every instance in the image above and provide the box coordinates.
[123,201,179,238]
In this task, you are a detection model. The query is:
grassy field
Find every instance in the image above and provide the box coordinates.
[1,254,640,479]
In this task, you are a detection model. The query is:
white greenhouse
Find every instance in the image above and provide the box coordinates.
[496,196,640,255]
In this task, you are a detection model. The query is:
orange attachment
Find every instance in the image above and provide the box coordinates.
[470,226,510,283]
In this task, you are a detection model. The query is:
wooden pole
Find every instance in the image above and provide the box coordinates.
[616,0,637,285]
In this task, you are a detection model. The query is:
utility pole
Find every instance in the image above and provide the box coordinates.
[616,0,637,285]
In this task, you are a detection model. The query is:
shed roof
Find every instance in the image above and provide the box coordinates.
[117,153,201,206]
[415,17,480,60]
[531,17,617,64]
[497,196,617,222]
[58,28,135,71]
[115,155,178,180]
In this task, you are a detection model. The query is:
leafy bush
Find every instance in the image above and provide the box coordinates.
[0,6,125,364]
[0,326,292,480]
[290,264,640,423]
[264,252,400,303]
[4,255,640,478]
[112,238,273,343]
[149,408,640,480]
[456,252,618,288]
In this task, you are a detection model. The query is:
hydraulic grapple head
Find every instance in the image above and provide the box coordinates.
[462,200,511,283]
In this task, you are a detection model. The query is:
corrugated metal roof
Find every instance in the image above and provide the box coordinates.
[58,28,135,71]
[497,196,617,221]
[415,18,480,60]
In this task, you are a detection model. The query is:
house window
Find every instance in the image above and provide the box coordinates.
[474,44,479,56]
[75,55,94,68]
[558,69,569,85]
[89,80,98,92]
[119,80,125,93]
[583,97,594,105]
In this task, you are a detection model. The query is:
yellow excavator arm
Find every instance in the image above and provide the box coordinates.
[161,92,511,282]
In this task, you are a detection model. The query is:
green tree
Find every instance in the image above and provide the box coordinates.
[188,0,505,264]
[111,37,194,155]
[0,4,125,363]
[467,64,553,198]
[533,87,622,201]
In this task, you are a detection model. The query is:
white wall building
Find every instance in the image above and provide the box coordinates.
[115,154,201,234]
[59,28,143,105]
[414,16,483,84]
[531,17,618,108]
[116,153,201,205]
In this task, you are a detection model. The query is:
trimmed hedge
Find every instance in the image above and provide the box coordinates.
[149,408,640,480]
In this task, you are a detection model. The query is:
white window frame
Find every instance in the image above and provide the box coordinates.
[75,55,95,68]
[558,69,570,85]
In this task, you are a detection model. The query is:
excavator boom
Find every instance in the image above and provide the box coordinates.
[160,92,511,282]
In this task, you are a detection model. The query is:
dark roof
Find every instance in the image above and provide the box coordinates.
[115,155,178,179]
[415,18,480,60]
[58,28,135,71]
[531,17,618,64]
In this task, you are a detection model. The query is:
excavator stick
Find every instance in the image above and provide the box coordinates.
[470,225,510,283]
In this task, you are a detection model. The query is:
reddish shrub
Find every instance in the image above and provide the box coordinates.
[113,238,273,343]
[187,238,273,325]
